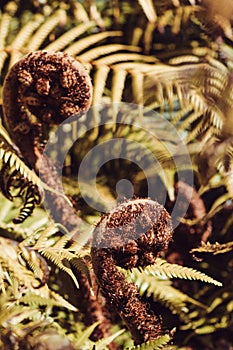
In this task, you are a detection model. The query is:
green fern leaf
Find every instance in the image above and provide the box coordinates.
[74,321,100,348]
[0,237,42,290]
[111,68,128,107]
[65,31,122,56]
[93,52,156,65]
[92,65,110,106]
[141,258,222,286]
[79,44,141,62]
[9,14,44,67]
[44,21,95,52]
[127,333,172,349]
[120,266,205,316]
[94,329,125,350]
[27,9,67,51]
[191,241,233,255]
[0,7,14,49]
[18,245,47,282]
[49,290,77,311]
[39,247,92,290]
[137,0,157,23]
[39,248,80,289]
[0,133,72,206]
[19,291,77,311]
[0,304,42,326]
[0,3,17,73]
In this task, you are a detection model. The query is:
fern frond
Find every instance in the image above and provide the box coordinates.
[0,50,8,76]
[127,333,172,349]
[9,14,44,67]
[93,52,156,65]
[191,241,233,255]
[74,321,100,348]
[134,258,222,286]
[27,9,67,52]
[138,0,157,23]
[0,8,13,49]
[19,291,76,311]
[39,248,91,290]
[135,273,205,315]
[44,21,95,52]
[27,223,59,250]
[79,44,142,62]
[0,133,71,208]
[142,61,230,140]
[39,248,79,288]
[94,329,125,350]
[111,68,128,107]
[49,289,77,311]
[0,304,42,326]
[92,65,111,106]
[120,265,206,316]
[131,71,144,106]
[0,3,17,73]
[64,31,122,56]
[18,245,47,283]
[144,258,222,286]
[0,237,45,291]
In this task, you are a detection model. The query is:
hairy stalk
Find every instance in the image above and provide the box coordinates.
[91,198,173,345]
[2,50,92,231]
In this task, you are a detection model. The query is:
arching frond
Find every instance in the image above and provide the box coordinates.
[126,269,205,316]
[125,258,222,286]
[148,258,222,285]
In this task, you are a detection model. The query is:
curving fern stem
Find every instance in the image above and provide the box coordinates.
[91,198,174,345]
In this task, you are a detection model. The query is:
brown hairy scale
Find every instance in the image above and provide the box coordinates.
[2,51,92,230]
[2,50,92,168]
[91,198,173,345]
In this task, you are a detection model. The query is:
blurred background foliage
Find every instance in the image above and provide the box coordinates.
[0,0,233,349]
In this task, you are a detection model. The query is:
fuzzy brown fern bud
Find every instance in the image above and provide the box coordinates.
[2,50,93,231]
[2,50,92,168]
[91,198,173,345]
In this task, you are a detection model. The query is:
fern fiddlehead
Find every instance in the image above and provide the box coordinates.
[2,50,92,168]
[2,50,92,231]
[91,198,173,345]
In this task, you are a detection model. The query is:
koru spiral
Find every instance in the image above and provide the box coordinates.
[2,50,92,168]
[2,51,92,230]
[91,198,173,345]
